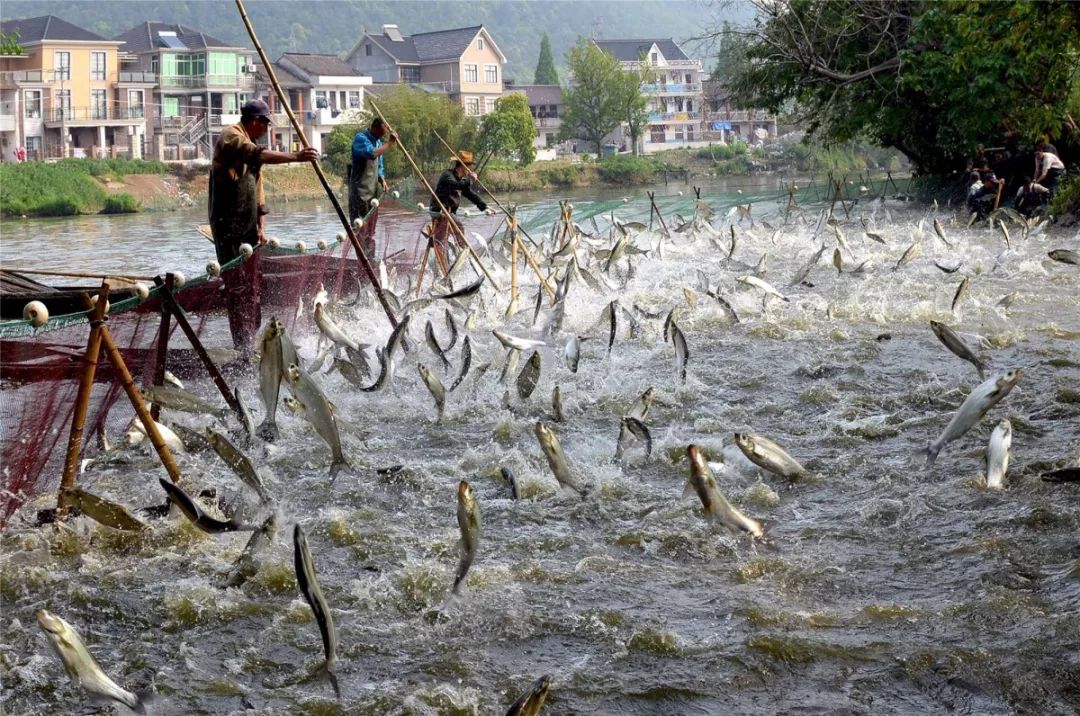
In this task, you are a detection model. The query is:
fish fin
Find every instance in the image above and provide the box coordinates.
[256,421,278,443]
[925,443,940,466]
[321,662,341,699]
[681,479,696,499]
[328,458,350,482]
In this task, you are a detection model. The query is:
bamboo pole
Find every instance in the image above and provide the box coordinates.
[57,282,110,519]
[367,100,502,291]
[508,212,519,313]
[6,267,156,282]
[150,273,173,421]
[415,233,433,299]
[233,0,397,329]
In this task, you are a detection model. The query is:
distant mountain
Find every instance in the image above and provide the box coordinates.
[1,0,751,80]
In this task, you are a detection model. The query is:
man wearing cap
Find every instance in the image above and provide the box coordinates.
[209,98,319,351]
[428,151,493,259]
[348,117,397,257]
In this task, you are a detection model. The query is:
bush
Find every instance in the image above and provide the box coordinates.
[696,142,748,161]
[597,154,659,184]
[539,164,581,187]
[1049,174,1080,218]
[101,193,140,214]
[32,198,80,216]
[55,157,168,177]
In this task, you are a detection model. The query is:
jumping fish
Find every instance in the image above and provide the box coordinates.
[234,387,257,442]
[417,363,446,422]
[926,369,1022,465]
[452,480,480,594]
[738,275,790,302]
[615,416,652,460]
[434,276,485,299]
[516,351,541,400]
[984,419,1012,490]
[932,218,953,248]
[448,336,472,392]
[141,385,226,419]
[627,387,654,422]
[60,487,148,532]
[314,303,359,353]
[670,320,689,383]
[534,421,588,497]
[684,445,764,537]
[36,610,147,714]
[293,524,340,698]
[359,347,389,393]
[733,432,808,479]
[929,321,986,378]
[206,428,270,504]
[552,386,565,422]
[1048,249,1080,265]
[789,245,825,286]
[257,317,285,442]
[159,478,254,533]
[951,276,970,314]
[425,319,452,372]
[598,300,618,353]
[493,329,546,352]
[894,240,921,270]
[564,335,584,373]
[284,364,348,476]
[506,674,551,716]
[223,513,278,588]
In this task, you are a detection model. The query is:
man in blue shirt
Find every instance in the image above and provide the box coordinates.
[348,117,397,256]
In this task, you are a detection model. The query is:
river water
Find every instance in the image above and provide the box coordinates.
[1,177,1079,715]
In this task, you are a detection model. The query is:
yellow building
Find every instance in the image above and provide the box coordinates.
[0,15,154,161]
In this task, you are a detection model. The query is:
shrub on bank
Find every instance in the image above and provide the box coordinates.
[0,162,106,216]
[696,141,748,161]
[55,157,168,177]
[101,193,140,214]
[1049,174,1080,218]
[598,154,660,184]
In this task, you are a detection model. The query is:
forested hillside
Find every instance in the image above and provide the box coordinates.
[2,1,748,79]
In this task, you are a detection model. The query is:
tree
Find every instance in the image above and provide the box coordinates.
[0,29,23,56]
[710,1,1080,174]
[559,38,626,155]
[479,94,537,166]
[612,54,654,155]
[534,33,559,85]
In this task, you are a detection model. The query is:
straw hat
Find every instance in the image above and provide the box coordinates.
[450,150,475,167]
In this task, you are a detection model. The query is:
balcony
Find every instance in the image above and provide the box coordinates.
[642,83,701,95]
[535,116,560,128]
[0,69,45,86]
[44,106,147,126]
[647,111,701,123]
[159,73,253,90]
[708,109,774,122]
[304,107,358,126]
[118,71,157,84]
[208,112,242,127]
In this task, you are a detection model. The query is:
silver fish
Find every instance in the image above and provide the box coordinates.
[984,419,1012,490]
[425,319,452,373]
[206,428,270,504]
[293,524,339,698]
[934,259,963,274]
[141,385,226,419]
[159,478,254,533]
[789,245,825,286]
[1048,249,1080,265]
[516,351,541,401]
[234,387,257,442]
[951,276,970,314]
[36,609,147,713]
[314,303,359,353]
[506,674,551,716]
[684,445,764,537]
[359,347,389,392]
[738,275,790,302]
[223,512,278,588]
[257,317,284,442]
[627,387,654,421]
[453,480,481,594]
[733,432,807,479]
[61,486,147,532]
[929,321,985,378]
[865,232,886,245]
[386,313,412,358]
[997,220,1012,249]
[564,335,583,373]
[493,329,546,352]
[599,300,618,353]
[434,276,485,299]
[448,335,472,392]
[894,240,921,270]
[926,369,1022,465]
[534,421,588,497]
[442,309,459,351]
[499,348,521,385]
[670,320,689,383]
[334,357,366,388]
[932,218,953,248]
[832,247,843,274]
[996,291,1020,310]
[170,423,213,454]
[615,416,652,460]
[417,363,446,422]
[284,363,348,475]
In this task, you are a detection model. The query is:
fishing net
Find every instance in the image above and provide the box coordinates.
[0,180,429,528]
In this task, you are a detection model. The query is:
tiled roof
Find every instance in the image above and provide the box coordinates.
[365,25,486,64]
[594,39,690,62]
[280,53,360,78]
[516,85,563,106]
[1,15,109,43]
[256,62,306,89]
[114,21,240,53]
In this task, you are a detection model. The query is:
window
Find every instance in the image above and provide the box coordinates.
[177,53,205,77]
[128,90,144,118]
[485,97,497,114]
[650,52,658,65]
[464,64,478,83]
[151,56,159,75]
[163,96,180,117]
[55,90,71,120]
[686,126,694,141]
[348,90,361,108]
[545,133,554,147]
[365,43,372,56]
[91,89,108,119]
[685,73,692,84]
[477,37,485,51]
[484,64,498,84]
[650,125,666,143]
[401,67,420,83]
[91,52,107,81]
[54,51,71,81]
[315,91,328,109]
[465,97,480,116]
[26,135,42,159]
[686,99,693,112]
[24,90,41,118]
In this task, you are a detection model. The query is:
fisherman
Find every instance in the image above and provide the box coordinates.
[209,99,318,352]
[1033,148,1066,198]
[1014,176,1050,218]
[966,171,1000,221]
[348,117,398,257]
[428,151,493,263]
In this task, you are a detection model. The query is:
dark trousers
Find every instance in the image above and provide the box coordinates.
[360,208,378,258]
[1044,167,1065,198]
[214,236,262,353]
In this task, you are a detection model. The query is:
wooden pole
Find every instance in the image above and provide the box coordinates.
[233,0,397,329]
[57,282,110,519]
[5,267,156,282]
[367,100,502,291]
[508,212,519,312]
[154,276,243,417]
[150,273,173,421]
[415,233,433,298]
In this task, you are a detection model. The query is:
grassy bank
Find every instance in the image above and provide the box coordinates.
[692,140,906,176]
[477,154,684,192]
[0,158,166,217]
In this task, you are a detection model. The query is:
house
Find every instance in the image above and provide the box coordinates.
[114,21,257,159]
[515,84,567,152]
[701,78,777,144]
[253,53,372,153]
[593,38,705,153]
[0,15,154,161]
[345,25,505,117]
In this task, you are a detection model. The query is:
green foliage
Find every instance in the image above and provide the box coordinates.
[54,157,168,177]
[478,93,537,166]
[538,164,582,187]
[559,38,627,155]
[534,33,559,85]
[1049,174,1080,217]
[0,163,105,216]
[323,121,366,178]
[101,193,140,214]
[371,87,477,177]
[709,22,747,86]
[730,1,1080,174]
[597,154,661,184]
[696,141,748,160]
[0,28,23,55]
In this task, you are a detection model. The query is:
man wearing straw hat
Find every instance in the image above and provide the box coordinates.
[209,98,318,351]
[348,117,397,258]
[428,151,493,260]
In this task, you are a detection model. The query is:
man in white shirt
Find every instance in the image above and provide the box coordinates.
[1034,149,1066,197]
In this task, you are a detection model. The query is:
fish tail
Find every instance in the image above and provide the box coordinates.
[925,442,940,466]
[256,420,278,443]
[319,662,341,699]
[328,458,349,481]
